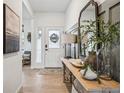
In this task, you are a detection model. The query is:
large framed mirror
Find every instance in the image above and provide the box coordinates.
[78,0,99,57]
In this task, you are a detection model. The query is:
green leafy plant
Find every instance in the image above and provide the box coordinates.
[80,19,120,51]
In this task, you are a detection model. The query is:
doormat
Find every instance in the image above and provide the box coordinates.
[38,68,63,75]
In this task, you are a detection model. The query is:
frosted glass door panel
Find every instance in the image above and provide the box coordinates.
[36,31,42,64]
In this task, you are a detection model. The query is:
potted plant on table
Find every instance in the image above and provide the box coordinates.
[80,19,120,82]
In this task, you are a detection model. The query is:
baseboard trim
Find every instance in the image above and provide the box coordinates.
[16,84,22,93]
[31,66,44,69]
[44,67,62,69]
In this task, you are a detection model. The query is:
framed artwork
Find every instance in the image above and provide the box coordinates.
[109,2,120,24]
[3,4,20,54]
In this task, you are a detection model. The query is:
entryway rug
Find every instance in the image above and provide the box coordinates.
[38,68,63,75]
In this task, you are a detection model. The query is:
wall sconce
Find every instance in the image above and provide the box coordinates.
[37,27,42,39]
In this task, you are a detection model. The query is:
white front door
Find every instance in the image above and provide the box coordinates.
[44,27,64,68]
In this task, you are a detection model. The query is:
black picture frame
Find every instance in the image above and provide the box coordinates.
[3,4,20,54]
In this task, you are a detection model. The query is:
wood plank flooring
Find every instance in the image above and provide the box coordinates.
[19,66,69,93]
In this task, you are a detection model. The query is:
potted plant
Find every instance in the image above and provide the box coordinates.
[80,19,120,81]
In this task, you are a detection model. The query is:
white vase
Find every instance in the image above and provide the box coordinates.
[80,66,97,80]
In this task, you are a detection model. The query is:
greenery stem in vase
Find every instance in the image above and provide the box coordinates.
[80,19,120,80]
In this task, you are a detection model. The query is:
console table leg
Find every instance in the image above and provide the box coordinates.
[62,62,66,83]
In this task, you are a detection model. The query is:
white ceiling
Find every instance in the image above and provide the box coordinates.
[28,0,72,12]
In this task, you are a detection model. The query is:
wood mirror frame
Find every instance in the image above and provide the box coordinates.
[78,0,99,58]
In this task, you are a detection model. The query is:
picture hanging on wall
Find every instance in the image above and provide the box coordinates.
[3,4,20,54]
[27,32,31,42]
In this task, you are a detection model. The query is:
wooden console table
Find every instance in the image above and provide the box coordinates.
[61,58,120,93]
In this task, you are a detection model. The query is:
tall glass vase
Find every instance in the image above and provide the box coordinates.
[96,46,111,80]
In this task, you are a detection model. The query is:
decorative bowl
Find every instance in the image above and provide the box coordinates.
[69,59,84,68]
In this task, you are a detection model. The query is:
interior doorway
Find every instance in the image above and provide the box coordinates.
[21,2,32,68]
[21,24,31,67]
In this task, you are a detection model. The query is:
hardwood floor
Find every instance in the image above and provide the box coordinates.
[19,66,69,93]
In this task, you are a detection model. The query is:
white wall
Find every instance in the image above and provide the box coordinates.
[22,0,34,17]
[34,13,65,27]
[65,0,89,31]
[65,0,106,31]
[3,0,22,93]
[22,19,32,51]
[31,12,65,68]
